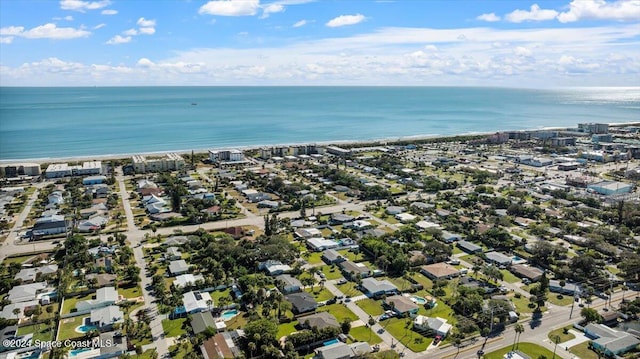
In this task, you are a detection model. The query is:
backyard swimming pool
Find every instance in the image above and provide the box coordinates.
[221,309,238,321]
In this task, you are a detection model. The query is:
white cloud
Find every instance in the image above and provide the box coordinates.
[101,9,117,15]
[505,4,559,23]
[137,58,154,67]
[138,27,156,35]
[199,0,260,16]
[64,15,74,21]
[293,20,307,27]
[477,13,500,22]
[0,23,90,39]
[261,3,284,18]
[137,18,156,27]
[106,35,131,44]
[514,46,533,57]
[0,37,13,44]
[424,45,438,52]
[123,28,138,36]
[558,0,640,23]
[59,0,110,12]
[93,23,106,30]
[326,14,365,27]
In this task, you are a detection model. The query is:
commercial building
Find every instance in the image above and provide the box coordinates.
[132,153,185,173]
[0,163,41,178]
[578,123,609,134]
[587,181,634,196]
[45,161,102,178]
[209,149,245,163]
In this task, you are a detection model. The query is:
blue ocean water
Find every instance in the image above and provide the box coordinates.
[0,86,639,160]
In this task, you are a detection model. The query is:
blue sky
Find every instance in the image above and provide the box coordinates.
[1,0,639,86]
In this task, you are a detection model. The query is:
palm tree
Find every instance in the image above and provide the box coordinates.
[513,323,524,350]
[248,342,256,358]
[552,335,561,359]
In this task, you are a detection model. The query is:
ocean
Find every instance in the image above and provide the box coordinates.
[1,86,639,161]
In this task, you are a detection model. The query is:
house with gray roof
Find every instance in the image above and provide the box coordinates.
[457,240,482,254]
[360,277,398,298]
[549,280,581,296]
[315,342,371,359]
[285,292,317,314]
[384,295,419,316]
[339,261,371,280]
[76,287,119,311]
[169,260,190,276]
[275,274,302,294]
[191,311,218,334]
[7,282,47,303]
[585,323,640,356]
[322,249,345,264]
[14,264,58,283]
[299,312,339,330]
[484,251,512,266]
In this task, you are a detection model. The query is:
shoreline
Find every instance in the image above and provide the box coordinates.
[1,122,638,165]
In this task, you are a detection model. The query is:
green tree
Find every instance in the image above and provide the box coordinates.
[581,307,603,324]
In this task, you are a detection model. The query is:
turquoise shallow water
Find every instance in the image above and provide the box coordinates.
[1,86,639,160]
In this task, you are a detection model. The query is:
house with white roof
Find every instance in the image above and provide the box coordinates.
[413,316,452,337]
[258,260,292,276]
[90,305,124,330]
[174,274,204,289]
[182,291,213,314]
[169,260,190,276]
[306,237,339,252]
[7,282,48,303]
[76,287,119,311]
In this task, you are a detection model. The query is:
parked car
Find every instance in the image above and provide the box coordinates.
[337,279,347,285]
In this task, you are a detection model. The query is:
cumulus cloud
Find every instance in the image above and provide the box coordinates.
[59,0,111,12]
[138,27,156,35]
[558,0,640,23]
[293,20,307,27]
[505,4,559,23]
[199,0,260,16]
[123,29,138,36]
[137,17,156,27]
[106,35,131,44]
[261,3,284,18]
[514,46,532,57]
[477,13,501,22]
[0,23,90,39]
[326,14,365,27]
[0,37,13,44]
[101,9,117,15]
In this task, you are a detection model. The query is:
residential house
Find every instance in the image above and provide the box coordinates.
[32,215,67,237]
[286,292,318,314]
[76,287,119,311]
[258,260,292,276]
[307,237,339,252]
[386,206,406,215]
[191,311,219,334]
[166,247,183,260]
[90,305,124,331]
[7,282,48,303]
[484,252,512,266]
[360,278,398,298]
[322,249,345,264]
[165,236,189,246]
[339,261,371,280]
[299,312,339,330]
[0,300,39,321]
[83,175,107,185]
[183,291,213,314]
[384,295,419,317]
[77,215,108,232]
[420,263,459,280]
[457,240,482,254]
[95,256,113,273]
[48,191,64,206]
[275,274,302,294]
[584,323,640,357]
[441,231,462,243]
[413,316,452,337]
[315,342,371,359]
[169,260,190,276]
[86,273,117,288]
[200,330,245,359]
[415,220,440,231]
[549,280,581,296]
[174,274,204,289]
[14,264,58,283]
[510,265,544,282]
[396,213,417,223]
[330,213,354,224]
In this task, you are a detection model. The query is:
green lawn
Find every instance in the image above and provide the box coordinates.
[136,349,159,359]
[2,255,35,265]
[349,326,383,344]
[161,318,188,337]
[305,287,335,302]
[277,321,299,339]
[510,294,535,314]
[61,293,94,314]
[319,265,345,280]
[417,299,455,323]
[569,341,598,359]
[386,276,415,292]
[410,272,433,290]
[484,342,556,359]
[119,284,142,299]
[383,317,431,352]
[548,326,575,342]
[356,299,384,316]
[168,341,195,359]
[57,316,85,340]
[547,293,575,306]
[337,282,362,297]
[317,304,358,323]
[500,270,521,284]
[17,324,54,342]
[338,249,366,262]
[210,288,233,306]
[305,251,324,265]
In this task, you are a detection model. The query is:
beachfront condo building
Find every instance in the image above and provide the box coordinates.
[132,153,185,173]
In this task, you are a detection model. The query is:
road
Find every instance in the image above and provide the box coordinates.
[1,181,48,261]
